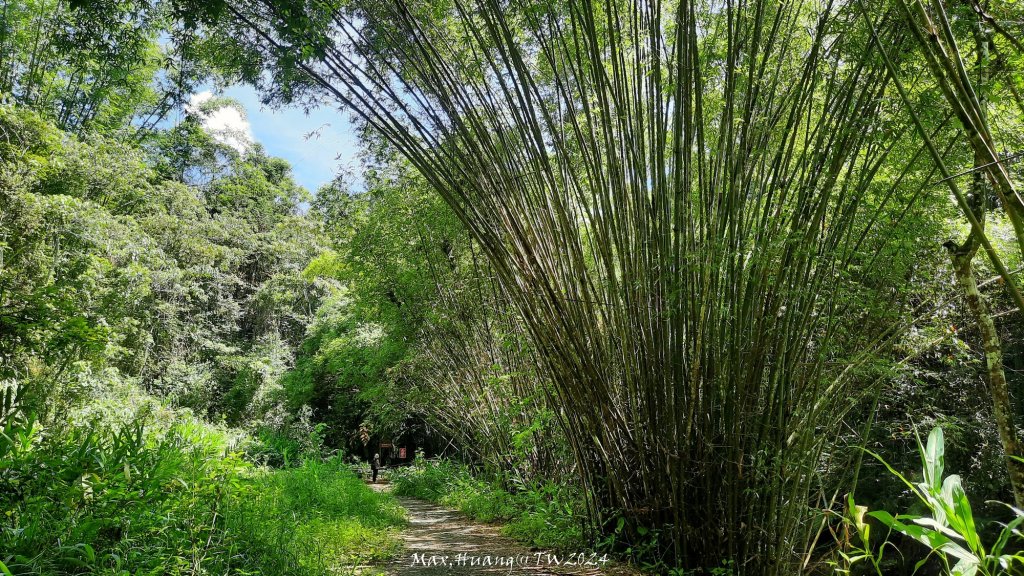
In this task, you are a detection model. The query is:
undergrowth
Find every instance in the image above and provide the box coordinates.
[226,458,406,573]
[0,380,404,575]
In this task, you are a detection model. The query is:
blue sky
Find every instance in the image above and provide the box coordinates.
[217,85,363,193]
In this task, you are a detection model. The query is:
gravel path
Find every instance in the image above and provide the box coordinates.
[368,483,639,576]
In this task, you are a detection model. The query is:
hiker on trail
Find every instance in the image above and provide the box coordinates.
[372,453,380,483]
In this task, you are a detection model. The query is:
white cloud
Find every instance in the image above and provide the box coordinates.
[186,90,213,109]
[186,91,254,154]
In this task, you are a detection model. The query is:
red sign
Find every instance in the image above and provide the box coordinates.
[399,447,407,459]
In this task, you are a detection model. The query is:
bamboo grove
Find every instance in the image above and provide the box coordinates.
[193,0,1002,570]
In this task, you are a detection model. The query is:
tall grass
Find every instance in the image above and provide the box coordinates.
[0,381,404,575]
[225,458,406,573]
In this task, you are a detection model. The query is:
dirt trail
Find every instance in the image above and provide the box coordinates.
[368,482,638,576]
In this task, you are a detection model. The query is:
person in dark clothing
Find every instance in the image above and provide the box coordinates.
[371,453,380,483]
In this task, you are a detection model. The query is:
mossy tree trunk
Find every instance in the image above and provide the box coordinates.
[947,245,1024,508]
[943,19,1024,509]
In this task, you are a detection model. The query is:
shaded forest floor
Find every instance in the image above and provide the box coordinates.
[368,482,640,576]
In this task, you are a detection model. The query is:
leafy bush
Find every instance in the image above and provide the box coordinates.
[838,427,1024,575]
[442,475,517,523]
[503,481,585,551]
[0,384,248,574]
[246,427,307,467]
[390,458,469,501]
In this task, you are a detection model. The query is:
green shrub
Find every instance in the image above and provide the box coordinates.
[390,458,467,501]
[0,401,247,574]
[246,427,307,467]
[837,427,1024,575]
[503,482,585,551]
[441,475,517,522]
[0,382,403,576]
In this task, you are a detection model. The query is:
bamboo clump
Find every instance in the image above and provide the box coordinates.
[222,0,948,570]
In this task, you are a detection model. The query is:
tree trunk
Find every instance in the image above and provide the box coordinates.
[947,248,1024,508]
[941,18,1024,508]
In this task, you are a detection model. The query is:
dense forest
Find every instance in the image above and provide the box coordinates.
[2,0,1024,574]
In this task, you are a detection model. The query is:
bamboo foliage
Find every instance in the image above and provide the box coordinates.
[414,257,559,482]
[899,0,1024,255]
[0,0,162,132]
[857,0,1024,313]
[223,0,936,570]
